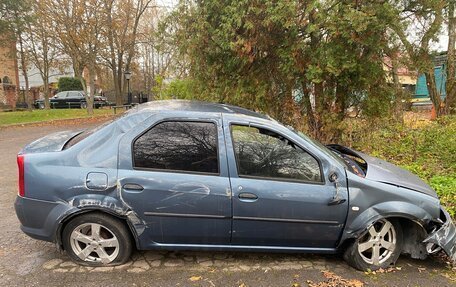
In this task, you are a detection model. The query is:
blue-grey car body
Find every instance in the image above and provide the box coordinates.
[14,100,456,262]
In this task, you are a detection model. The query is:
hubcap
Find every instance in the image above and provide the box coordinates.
[357,219,396,266]
[70,223,119,264]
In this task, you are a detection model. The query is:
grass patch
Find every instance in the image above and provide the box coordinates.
[0,109,113,126]
[341,115,456,217]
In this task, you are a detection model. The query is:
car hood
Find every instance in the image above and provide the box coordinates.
[20,130,83,154]
[329,145,437,198]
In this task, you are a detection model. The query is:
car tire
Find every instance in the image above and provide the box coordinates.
[62,213,133,266]
[80,102,87,109]
[343,218,403,271]
[38,102,45,109]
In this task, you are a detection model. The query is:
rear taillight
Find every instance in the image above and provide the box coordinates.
[17,154,25,197]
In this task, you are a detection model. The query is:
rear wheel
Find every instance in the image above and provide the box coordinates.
[344,218,403,271]
[80,102,87,109]
[62,213,133,266]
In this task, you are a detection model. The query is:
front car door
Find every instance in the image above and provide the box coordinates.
[52,91,67,108]
[117,113,232,248]
[223,114,349,249]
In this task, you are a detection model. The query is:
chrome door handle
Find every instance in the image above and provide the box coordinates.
[238,192,258,201]
[123,183,144,191]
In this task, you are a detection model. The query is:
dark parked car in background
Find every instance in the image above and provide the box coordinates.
[34,91,109,109]
[14,100,456,271]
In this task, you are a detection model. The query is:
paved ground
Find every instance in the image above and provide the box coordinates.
[0,119,454,287]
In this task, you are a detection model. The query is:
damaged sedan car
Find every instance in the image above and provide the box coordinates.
[14,100,456,270]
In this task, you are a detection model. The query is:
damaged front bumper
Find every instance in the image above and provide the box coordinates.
[424,207,456,262]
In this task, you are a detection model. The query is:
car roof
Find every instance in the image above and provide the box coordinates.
[133,100,270,120]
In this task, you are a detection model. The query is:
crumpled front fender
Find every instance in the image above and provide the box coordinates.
[424,207,456,262]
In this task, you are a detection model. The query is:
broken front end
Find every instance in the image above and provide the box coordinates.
[424,207,456,262]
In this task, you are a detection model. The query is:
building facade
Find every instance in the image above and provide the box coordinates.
[0,37,20,108]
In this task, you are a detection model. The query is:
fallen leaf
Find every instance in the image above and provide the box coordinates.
[189,276,202,282]
[307,271,364,287]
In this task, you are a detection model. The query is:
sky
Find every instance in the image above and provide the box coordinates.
[435,35,449,52]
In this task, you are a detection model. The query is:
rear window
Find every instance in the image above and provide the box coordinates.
[133,121,219,174]
[63,119,115,149]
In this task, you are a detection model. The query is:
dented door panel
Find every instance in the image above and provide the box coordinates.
[117,112,232,246]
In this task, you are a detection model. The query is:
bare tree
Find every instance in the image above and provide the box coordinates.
[101,0,153,106]
[137,5,174,100]
[447,0,456,114]
[47,0,105,115]
[25,0,60,109]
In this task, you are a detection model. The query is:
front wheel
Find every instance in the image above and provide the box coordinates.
[343,219,403,271]
[80,102,87,109]
[62,213,133,266]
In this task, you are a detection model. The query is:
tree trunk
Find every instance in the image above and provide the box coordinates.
[115,54,124,106]
[18,36,31,111]
[86,65,96,116]
[43,77,50,109]
[446,0,456,114]
[391,55,405,121]
[425,69,442,117]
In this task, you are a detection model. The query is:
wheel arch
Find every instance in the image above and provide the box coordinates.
[56,207,140,252]
[339,211,431,260]
[338,201,433,249]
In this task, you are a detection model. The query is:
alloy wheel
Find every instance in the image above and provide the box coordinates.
[357,219,397,266]
[69,223,120,264]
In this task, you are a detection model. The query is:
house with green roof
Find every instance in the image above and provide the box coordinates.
[413,53,448,108]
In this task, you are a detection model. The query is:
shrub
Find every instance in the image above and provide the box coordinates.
[58,77,84,92]
[341,115,456,216]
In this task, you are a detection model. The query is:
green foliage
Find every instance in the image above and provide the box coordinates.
[165,0,408,141]
[0,0,33,37]
[158,78,197,100]
[342,116,456,216]
[58,77,84,92]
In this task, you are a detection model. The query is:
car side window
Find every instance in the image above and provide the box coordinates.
[67,91,81,98]
[55,92,67,99]
[133,121,219,174]
[231,125,322,182]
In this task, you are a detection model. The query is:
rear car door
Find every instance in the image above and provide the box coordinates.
[223,115,349,248]
[117,113,232,247]
[66,91,84,108]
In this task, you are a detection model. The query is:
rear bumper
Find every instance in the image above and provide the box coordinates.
[424,207,456,262]
[14,196,73,243]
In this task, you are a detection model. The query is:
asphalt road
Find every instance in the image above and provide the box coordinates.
[0,119,454,287]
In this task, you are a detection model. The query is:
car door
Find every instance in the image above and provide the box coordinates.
[65,91,81,108]
[52,92,67,108]
[117,113,232,247]
[223,115,349,248]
